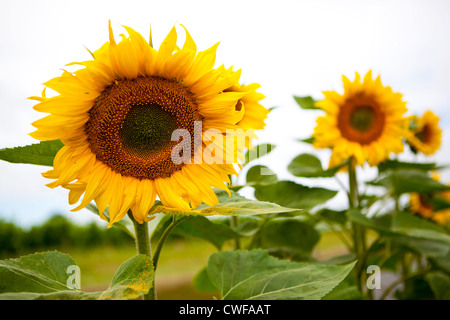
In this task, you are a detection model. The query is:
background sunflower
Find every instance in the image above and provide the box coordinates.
[312,71,408,167]
[406,110,442,156]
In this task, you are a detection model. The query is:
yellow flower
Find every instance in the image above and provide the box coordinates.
[406,110,442,156]
[29,23,268,227]
[410,191,450,226]
[313,71,408,167]
[410,173,450,226]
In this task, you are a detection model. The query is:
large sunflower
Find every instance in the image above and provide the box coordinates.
[30,23,268,227]
[313,71,408,167]
[406,110,442,156]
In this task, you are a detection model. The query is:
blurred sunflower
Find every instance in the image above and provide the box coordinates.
[313,71,408,167]
[410,190,450,226]
[406,110,442,156]
[30,22,268,227]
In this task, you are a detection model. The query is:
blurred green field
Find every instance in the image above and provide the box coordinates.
[68,232,348,300]
[69,238,220,299]
[0,216,349,300]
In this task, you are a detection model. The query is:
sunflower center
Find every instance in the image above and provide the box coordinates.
[120,103,178,155]
[85,76,201,180]
[415,124,431,143]
[338,96,385,145]
[350,106,376,132]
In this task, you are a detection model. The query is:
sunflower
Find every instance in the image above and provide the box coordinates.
[30,22,268,227]
[313,71,408,167]
[410,190,450,226]
[406,110,442,156]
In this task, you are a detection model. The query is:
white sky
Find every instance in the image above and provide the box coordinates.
[1,0,450,228]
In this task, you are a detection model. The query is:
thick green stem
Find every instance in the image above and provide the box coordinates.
[347,158,367,296]
[128,211,156,300]
[230,215,241,250]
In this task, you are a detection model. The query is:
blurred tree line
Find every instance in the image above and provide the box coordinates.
[0,214,134,258]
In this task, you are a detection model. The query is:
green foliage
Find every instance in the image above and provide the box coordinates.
[155,190,301,217]
[293,96,319,110]
[246,165,278,185]
[370,169,450,196]
[205,249,356,300]
[258,218,320,256]
[99,254,154,300]
[0,140,63,166]
[288,153,346,178]
[253,181,338,210]
[0,251,154,300]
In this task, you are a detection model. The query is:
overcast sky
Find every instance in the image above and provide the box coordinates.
[1,0,449,228]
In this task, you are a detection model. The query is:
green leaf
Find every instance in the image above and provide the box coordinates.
[369,169,450,196]
[391,212,450,245]
[288,153,345,178]
[298,137,315,144]
[192,267,217,293]
[316,208,347,225]
[259,218,320,254]
[378,159,439,173]
[0,251,78,294]
[426,272,450,300]
[207,249,356,300]
[0,140,63,166]
[0,290,100,300]
[246,165,278,185]
[244,143,276,165]
[347,210,378,230]
[254,181,338,210]
[176,216,241,250]
[348,210,450,245]
[99,254,154,300]
[154,190,300,217]
[322,282,362,300]
[293,96,319,110]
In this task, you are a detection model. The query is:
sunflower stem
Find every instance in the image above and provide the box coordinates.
[348,158,367,297]
[153,214,189,270]
[128,210,156,300]
[230,215,241,250]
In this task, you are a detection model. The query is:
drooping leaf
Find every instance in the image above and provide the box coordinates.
[99,254,154,300]
[293,96,319,110]
[391,212,450,245]
[288,153,345,178]
[348,210,450,246]
[378,159,440,173]
[369,169,450,196]
[0,140,63,166]
[207,249,356,300]
[254,181,338,210]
